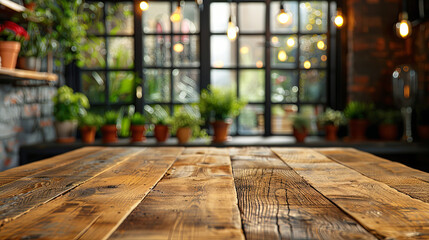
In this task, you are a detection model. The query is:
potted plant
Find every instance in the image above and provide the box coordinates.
[130,112,146,143]
[53,86,89,143]
[374,109,401,141]
[79,113,103,143]
[101,111,119,143]
[344,101,374,141]
[318,108,346,141]
[145,105,171,143]
[0,21,29,69]
[292,114,310,143]
[199,86,246,143]
[17,22,47,71]
[171,106,207,144]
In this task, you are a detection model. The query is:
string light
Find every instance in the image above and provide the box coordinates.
[396,12,412,38]
[278,50,287,62]
[171,0,182,22]
[287,37,295,47]
[227,4,239,41]
[173,43,184,53]
[334,9,344,28]
[303,60,311,69]
[277,2,291,25]
[139,0,149,11]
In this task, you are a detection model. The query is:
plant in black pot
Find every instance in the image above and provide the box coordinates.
[53,86,89,143]
[344,101,374,141]
[199,86,246,143]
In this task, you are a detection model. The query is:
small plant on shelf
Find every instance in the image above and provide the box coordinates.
[344,101,374,140]
[171,106,207,144]
[373,109,401,141]
[101,111,119,143]
[318,108,346,141]
[79,113,104,143]
[144,105,171,143]
[130,112,146,143]
[292,114,310,143]
[0,21,29,69]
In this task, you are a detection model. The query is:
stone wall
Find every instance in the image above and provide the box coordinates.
[0,82,56,171]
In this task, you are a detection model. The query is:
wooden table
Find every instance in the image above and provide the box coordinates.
[0,147,428,239]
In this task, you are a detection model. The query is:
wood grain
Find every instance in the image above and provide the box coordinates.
[0,147,142,225]
[182,147,230,156]
[316,148,429,203]
[272,148,429,239]
[0,147,183,240]
[0,68,58,81]
[110,149,244,240]
[0,147,103,187]
[230,147,375,240]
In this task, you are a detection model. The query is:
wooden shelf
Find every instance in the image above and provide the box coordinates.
[0,0,26,13]
[0,68,58,82]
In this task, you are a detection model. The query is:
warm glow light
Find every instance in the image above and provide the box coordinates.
[398,20,411,38]
[303,60,311,69]
[287,37,295,47]
[321,55,327,61]
[227,21,238,41]
[140,1,149,11]
[271,36,279,44]
[240,46,249,54]
[317,41,325,50]
[173,43,184,53]
[306,24,313,31]
[334,10,344,28]
[256,60,263,68]
[170,6,181,22]
[404,85,410,98]
[277,9,290,24]
[213,61,224,68]
[278,50,287,62]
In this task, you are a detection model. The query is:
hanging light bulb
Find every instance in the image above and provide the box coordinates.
[173,42,184,53]
[396,12,412,38]
[277,2,291,25]
[278,50,287,62]
[334,9,344,28]
[171,0,182,22]
[227,4,239,41]
[139,0,149,11]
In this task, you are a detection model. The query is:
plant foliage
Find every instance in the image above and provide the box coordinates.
[318,108,347,127]
[79,112,104,128]
[144,105,171,125]
[344,101,374,120]
[199,86,246,121]
[292,114,310,133]
[131,112,146,125]
[53,86,89,122]
[104,111,119,125]
[170,106,207,140]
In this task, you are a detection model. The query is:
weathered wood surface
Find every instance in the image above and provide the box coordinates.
[230,147,375,240]
[110,148,244,240]
[316,148,429,203]
[0,147,183,240]
[272,148,429,239]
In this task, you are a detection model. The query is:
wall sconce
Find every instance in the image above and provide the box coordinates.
[139,0,149,11]
[334,9,344,28]
[171,0,183,22]
[227,4,239,41]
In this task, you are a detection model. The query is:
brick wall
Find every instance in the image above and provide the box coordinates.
[0,82,56,171]
[346,0,428,106]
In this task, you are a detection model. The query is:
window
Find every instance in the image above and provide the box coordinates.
[77,0,338,136]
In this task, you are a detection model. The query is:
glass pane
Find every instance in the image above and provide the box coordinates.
[109,72,134,103]
[81,37,106,68]
[173,2,199,33]
[211,70,237,93]
[108,37,134,69]
[173,35,199,67]
[299,70,327,102]
[106,2,134,35]
[211,35,236,68]
[239,36,265,68]
[143,2,171,33]
[239,70,265,102]
[271,35,298,68]
[300,1,328,33]
[144,69,171,103]
[239,105,264,135]
[270,1,298,33]
[210,3,235,33]
[301,104,324,134]
[271,104,298,134]
[271,70,298,103]
[299,34,327,68]
[239,3,265,33]
[82,2,105,34]
[81,71,105,103]
[144,35,171,67]
[173,69,199,103]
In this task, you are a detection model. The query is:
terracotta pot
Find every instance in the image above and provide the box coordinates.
[130,125,146,143]
[101,125,118,143]
[80,126,96,143]
[154,124,169,142]
[0,41,21,69]
[378,124,398,141]
[176,127,192,144]
[17,57,41,71]
[55,120,78,143]
[325,125,338,141]
[24,2,36,11]
[293,127,308,143]
[418,125,429,141]
[211,120,231,143]
[348,119,368,141]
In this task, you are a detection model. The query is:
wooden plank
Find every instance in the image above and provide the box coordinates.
[182,147,230,156]
[0,0,26,12]
[316,148,429,203]
[0,147,183,240]
[0,147,143,225]
[0,147,103,187]
[0,68,58,81]
[230,147,375,240]
[272,148,429,239]
[109,149,244,240]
